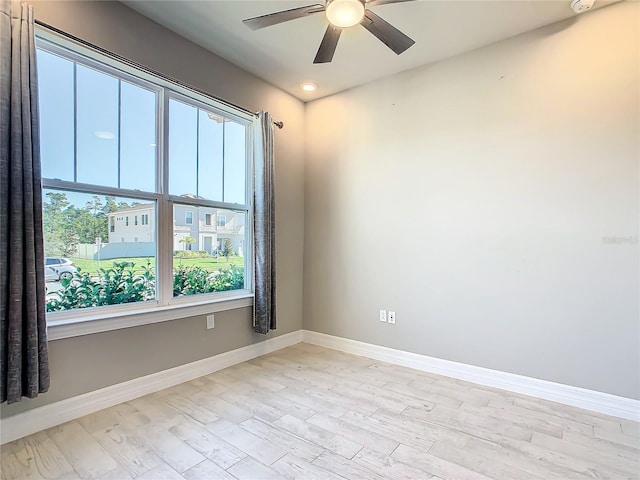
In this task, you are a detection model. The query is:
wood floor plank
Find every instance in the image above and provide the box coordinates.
[338,409,438,451]
[239,418,325,463]
[10,431,79,480]
[369,409,471,447]
[429,440,548,480]
[391,443,494,480]
[135,462,183,480]
[226,457,286,480]
[257,390,318,420]
[182,459,237,480]
[275,386,349,418]
[531,431,639,477]
[220,389,288,423]
[189,391,253,424]
[47,421,119,479]
[382,381,464,408]
[77,403,140,435]
[492,436,630,480]
[312,450,387,480]
[270,453,347,480]
[403,404,534,442]
[134,423,205,473]
[562,430,640,464]
[90,423,163,477]
[273,413,363,459]
[206,419,288,465]
[158,392,221,424]
[306,412,400,456]
[167,416,247,469]
[353,447,441,480]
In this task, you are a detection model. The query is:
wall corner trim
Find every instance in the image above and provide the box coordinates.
[0,330,303,445]
[302,330,640,422]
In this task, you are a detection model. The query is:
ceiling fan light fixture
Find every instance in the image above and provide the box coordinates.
[325,0,365,28]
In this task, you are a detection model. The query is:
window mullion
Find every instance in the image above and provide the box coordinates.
[157,87,173,306]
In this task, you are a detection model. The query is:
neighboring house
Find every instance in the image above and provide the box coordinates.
[108,204,155,244]
[107,203,245,256]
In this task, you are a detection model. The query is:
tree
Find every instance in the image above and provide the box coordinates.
[43,192,78,256]
[179,236,196,250]
[43,192,69,235]
[222,238,234,261]
[85,196,107,243]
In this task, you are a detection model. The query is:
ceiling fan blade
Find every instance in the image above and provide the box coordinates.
[314,25,342,64]
[243,4,325,30]
[360,9,415,55]
[366,0,418,7]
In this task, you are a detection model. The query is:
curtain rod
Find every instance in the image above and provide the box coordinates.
[34,19,284,130]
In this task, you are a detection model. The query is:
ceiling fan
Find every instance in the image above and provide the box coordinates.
[243,0,417,64]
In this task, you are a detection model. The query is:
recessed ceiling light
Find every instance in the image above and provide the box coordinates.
[94,131,115,140]
[301,82,318,92]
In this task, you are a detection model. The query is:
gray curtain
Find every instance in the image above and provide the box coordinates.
[253,112,276,334]
[0,0,49,404]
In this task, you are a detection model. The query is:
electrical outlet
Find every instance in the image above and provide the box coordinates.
[379,309,387,322]
[388,311,396,324]
[206,314,215,329]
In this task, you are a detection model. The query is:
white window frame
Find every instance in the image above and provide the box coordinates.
[185,211,193,225]
[37,29,254,341]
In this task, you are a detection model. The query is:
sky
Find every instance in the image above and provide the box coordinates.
[37,48,248,208]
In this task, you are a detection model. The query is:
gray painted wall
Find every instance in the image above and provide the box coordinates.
[304,2,639,400]
[1,1,305,418]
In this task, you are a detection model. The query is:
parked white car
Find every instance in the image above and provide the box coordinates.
[45,257,77,282]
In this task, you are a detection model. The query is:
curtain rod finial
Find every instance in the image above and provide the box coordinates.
[273,121,284,129]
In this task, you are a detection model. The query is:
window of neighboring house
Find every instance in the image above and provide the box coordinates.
[205,213,212,226]
[217,214,226,227]
[37,31,253,320]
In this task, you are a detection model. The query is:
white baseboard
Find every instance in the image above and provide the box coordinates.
[302,330,640,422]
[0,330,303,445]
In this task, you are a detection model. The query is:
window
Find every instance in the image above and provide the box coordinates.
[37,32,253,319]
[217,214,226,227]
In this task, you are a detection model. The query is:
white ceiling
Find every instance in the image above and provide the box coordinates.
[123,0,612,101]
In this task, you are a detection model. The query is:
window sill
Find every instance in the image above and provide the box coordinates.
[46,292,254,341]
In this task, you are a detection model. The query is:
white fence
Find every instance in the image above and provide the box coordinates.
[75,244,100,259]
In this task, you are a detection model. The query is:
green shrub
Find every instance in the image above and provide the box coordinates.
[173,250,210,258]
[47,262,245,311]
[173,264,244,296]
[46,262,154,312]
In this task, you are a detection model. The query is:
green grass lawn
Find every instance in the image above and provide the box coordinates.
[70,255,244,276]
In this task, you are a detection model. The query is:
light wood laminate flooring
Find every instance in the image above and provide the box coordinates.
[1,343,639,479]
